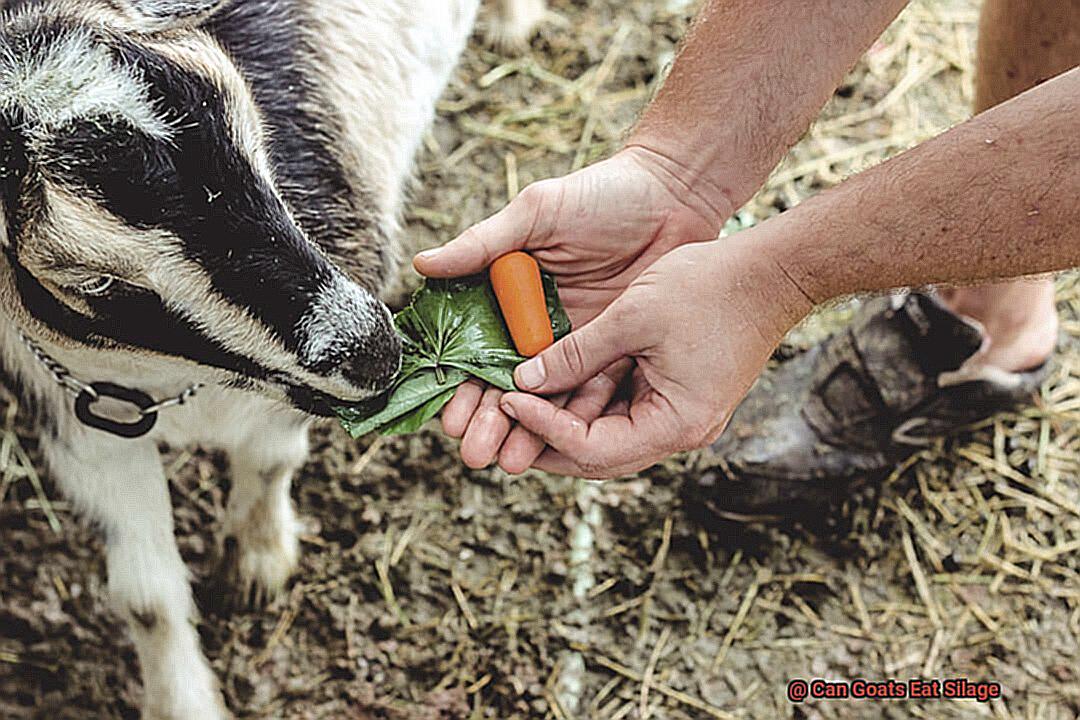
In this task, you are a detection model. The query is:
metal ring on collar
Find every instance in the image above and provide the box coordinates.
[74,382,159,439]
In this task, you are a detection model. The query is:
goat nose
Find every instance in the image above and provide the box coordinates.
[344,308,402,391]
[297,278,402,393]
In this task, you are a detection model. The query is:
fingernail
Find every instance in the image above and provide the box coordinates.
[417,247,442,260]
[500,399,518,420]
[515,357,546,390]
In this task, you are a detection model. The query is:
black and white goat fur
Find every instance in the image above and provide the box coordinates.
[0,0,545,717]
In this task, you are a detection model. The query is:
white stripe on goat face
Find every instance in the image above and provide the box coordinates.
[1,23,400,407]
[0,28,173,141]
[27,189,398,405]
[24,188,321,381]
[147,31,277,183]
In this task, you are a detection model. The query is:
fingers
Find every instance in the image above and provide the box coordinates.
[498,360,631,474]
[496,427,545,475]
[514,307,637,395]
[499,393,589,451]
[496,393,568,475]
[497,394,642,478]
[412,181,555,278]
[459,387,514,469]
[532,448,588,477]
[497,363,626,472]
[446,359,631,473]
[530,444,658,478]
[499,383,684,478]
[563,360,630,420]
[441,381,485,438]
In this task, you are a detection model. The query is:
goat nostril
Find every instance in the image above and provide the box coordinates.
[372,334,402,389]
[347,326,401,392]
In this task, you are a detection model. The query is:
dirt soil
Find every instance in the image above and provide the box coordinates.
[3,1,1080,719]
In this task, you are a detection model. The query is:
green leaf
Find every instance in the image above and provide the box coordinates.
[339,368,467,438]
[544,272,572,342]
[397,276,522,371]
[335,269,571,437]
[377,385,459,435]
[451,362,517,392]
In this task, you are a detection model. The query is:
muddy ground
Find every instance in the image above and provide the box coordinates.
[3,0,1080,718]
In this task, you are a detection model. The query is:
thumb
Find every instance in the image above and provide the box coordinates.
[413,181,555,278]
[514,307,635,395]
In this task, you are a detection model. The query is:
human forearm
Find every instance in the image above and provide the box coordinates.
[627,0,909,212]
[763,66,1080,305]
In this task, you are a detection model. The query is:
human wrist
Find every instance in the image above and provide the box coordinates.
[717,224,818,341]
[615,145,735,234]
[755,189,874,307]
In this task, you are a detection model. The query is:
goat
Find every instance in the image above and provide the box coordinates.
[0,0,545,717]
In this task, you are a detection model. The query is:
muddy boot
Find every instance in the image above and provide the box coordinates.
[693,292,1048,521]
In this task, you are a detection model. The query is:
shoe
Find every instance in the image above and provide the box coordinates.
[695,292,1049,520]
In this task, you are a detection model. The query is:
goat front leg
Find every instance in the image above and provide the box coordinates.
[45,434,227,720]
[215,411,309,608]
[487,0,548,52]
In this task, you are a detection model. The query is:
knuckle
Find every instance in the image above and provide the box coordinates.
[556,337,590,379]
[553,406,586,433]
[683,417,722,451]
[455,225,484,250]
[601,306,638,351]
[516,180,560,241]
[537,406,586,451]
[477,232,504,266]
[517,181,549,212]
[522,178,554,198]
[576,455,609,478]
[591,369,620,394]
[452,226,498,266]
[702,418,729,446]
[479,406,505,425]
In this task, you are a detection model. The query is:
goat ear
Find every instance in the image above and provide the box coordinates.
[109,0,229,33]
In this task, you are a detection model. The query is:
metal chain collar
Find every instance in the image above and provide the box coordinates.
[18,331,203,438]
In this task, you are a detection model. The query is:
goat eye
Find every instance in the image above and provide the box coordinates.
[77,276,116,297]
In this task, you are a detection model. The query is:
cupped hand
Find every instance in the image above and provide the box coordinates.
[492,234,813,479]
[414,147,729,470]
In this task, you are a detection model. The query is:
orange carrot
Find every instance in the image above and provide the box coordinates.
[490,252,554,357]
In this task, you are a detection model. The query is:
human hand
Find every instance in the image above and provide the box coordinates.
[414,147,729,470]
[490,234,813,479]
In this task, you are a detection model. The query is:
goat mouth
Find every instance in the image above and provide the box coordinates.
[283,382,380,418]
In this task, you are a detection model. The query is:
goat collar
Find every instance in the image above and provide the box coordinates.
[19,332,202,439]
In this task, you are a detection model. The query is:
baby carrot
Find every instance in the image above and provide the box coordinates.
[490,252,554,357]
